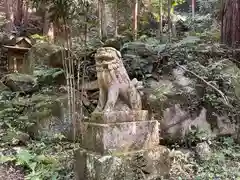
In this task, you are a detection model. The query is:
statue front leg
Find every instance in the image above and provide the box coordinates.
[128,88,142,110]
[104,84,119,112]
[93,87,107,113]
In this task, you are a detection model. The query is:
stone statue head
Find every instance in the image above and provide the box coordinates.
[95,47,121,63]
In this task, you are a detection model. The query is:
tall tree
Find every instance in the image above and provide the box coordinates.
[114,0,118,36]
[133,0,138,40]
[157,0,163,39]
[191,0,195,17]
[15,0,24,26]
[23,0,30,28]
[4,0,15,32]
[167,0,172,42]
[98,0,107,40]
[221,0,240,47]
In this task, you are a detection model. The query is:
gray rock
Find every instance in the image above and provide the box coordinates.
[0,81,9,91]
[24,93,84,141]
[26,42,68,68]
[195,142,211,161]
[75,146,171,180]
[2,73,39,93]
[34,68,66,86]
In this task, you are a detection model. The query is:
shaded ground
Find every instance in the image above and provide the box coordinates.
[0,165,24,180]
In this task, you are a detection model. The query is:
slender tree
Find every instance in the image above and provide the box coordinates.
[4,0,15,32]
[157,0,163,39]
[167,0,172,42]
[191,0,195,17]
[15,0,24,26]
[133,0,138,40]
[114,0,118,36]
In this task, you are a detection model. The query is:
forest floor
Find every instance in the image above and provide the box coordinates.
[0,165,24,180]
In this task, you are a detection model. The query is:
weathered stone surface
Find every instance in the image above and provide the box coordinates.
[74,146,170,180]
[103,35,131,50]
[214,115,237,137]
[160,105,212,143]
[94,47,143,112]
[26,42,69,68]
[34,68,66,86]
[90,110,148,123]
[0,81,9,91]
[2,73,39,93]
[196,142,212,161]
[81,120,159,154]
[25,93,83,141]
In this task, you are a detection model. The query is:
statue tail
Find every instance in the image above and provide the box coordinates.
[131,78,144,96]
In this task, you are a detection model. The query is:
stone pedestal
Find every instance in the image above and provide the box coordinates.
[75,146,170,180]
[75,110,168,180]
[82,120,159,154]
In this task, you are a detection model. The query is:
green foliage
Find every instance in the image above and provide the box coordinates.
[196,138,240,179]
[151,0,185,16]
[31,34,49,43]
[0,141,78,180]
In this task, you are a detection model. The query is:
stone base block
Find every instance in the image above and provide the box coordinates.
[74,146,171,180]
[81,120,159,154]
[90,110,149,123]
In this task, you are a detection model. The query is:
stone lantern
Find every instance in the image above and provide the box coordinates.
[3,36,33,74]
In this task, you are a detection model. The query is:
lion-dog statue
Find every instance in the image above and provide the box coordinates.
[94,47,143,112]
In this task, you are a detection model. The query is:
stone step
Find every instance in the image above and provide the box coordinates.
[81,120,159,155]
[90,110,149,123]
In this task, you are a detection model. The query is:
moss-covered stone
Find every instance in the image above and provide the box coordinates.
[2,73,39,93]
[0,129,30,145]
[34,68,65,86]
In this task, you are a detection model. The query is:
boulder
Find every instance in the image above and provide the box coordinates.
[2,73,39,93]
[23,92,86,141]
[160,105,212,143]
[34,68,66,86]
[145,67,212,143]
[214,115,237,137]
[0,32,12,46]
[120,42,159,79]
[195,142,212,161]
[0,129,30,145]
[0,81,9,91]
[103,35,131,50]
[26,42,69,68]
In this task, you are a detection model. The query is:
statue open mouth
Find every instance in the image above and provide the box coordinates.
[96,54,114,61]
[102,64,108,69]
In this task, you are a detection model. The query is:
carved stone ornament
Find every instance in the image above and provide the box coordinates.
[94,47,143,112]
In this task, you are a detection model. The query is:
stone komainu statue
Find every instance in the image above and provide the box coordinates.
[94,47,143,112]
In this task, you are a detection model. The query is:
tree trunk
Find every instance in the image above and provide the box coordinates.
[23,0,29,28]
[192,0,195,18]
[157,0,163,39]
[98,0,102,39]
[47,22,54,43]
[133,0,138,40]
[167,0,172,42]
[15,0,23,26]
[4,0,14,32]
[221,0,240,47]
[40,2,54,41]
[114,0,118,37]
[43,10,50,35]
[98,0,107,40]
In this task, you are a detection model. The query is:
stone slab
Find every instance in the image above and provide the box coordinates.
[90,110,149,123]
[81,120,159,155]
[74,146,171,180]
